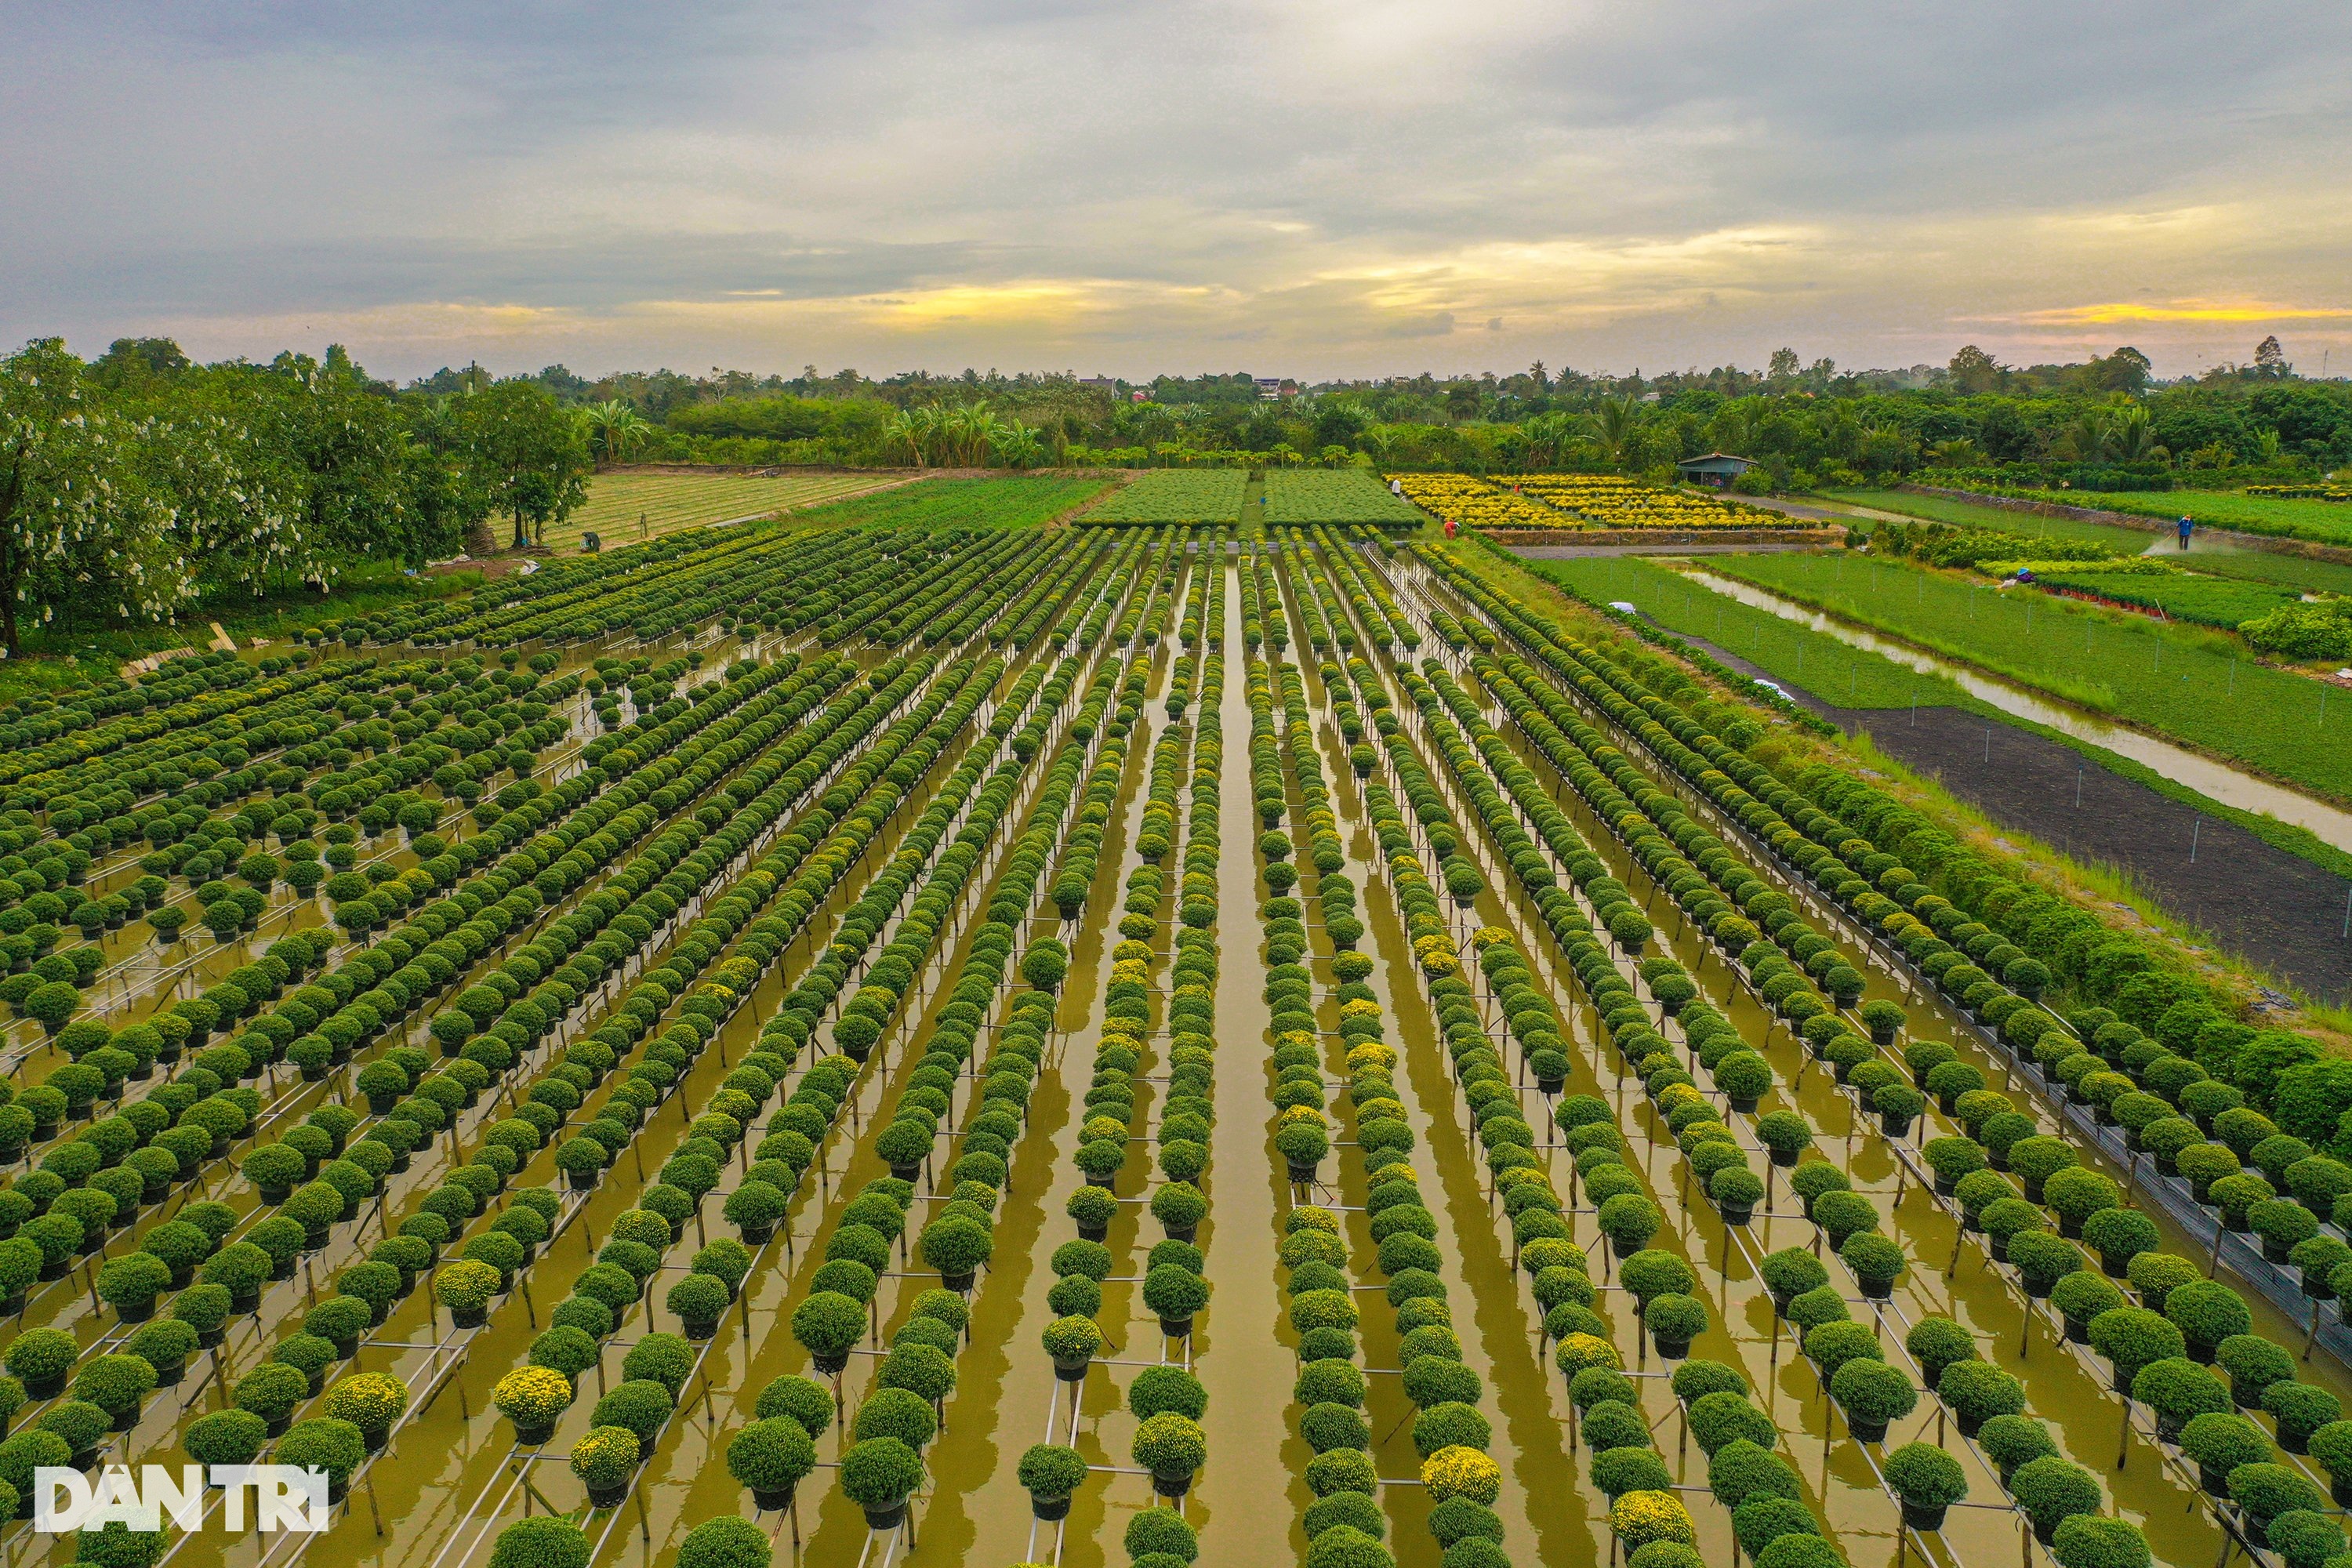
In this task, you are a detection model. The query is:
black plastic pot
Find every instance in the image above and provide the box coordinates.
[1899,1500,1949,1532]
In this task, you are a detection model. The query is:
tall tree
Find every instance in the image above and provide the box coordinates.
[0,340,120,653]
[460,380,590,548]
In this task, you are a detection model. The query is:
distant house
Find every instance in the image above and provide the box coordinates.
[1675,452,1758,488]
[1254,377,1298,401]
[1079,376,1120,394]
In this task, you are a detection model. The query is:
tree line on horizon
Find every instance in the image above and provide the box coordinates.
[3,331,2348,652]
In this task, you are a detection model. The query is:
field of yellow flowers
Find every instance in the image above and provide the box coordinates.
[1516,474,1773,527]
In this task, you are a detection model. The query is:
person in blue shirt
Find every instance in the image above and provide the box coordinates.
[2177,514,2193,550]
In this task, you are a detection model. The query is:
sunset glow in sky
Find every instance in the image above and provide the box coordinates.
[7,1,2349,381]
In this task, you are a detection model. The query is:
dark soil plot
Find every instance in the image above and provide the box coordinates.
[1668,622,2352,1004]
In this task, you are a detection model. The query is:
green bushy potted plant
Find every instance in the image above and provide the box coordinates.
[2009,1455,2102,1544]
[1938,1360,2026,1437]
[666,1274,731,1341]
[1882,1441,1966,1531]
[789,1291,864,1376]
[1644,1294,1708,1360]
[1132,1411,1207,1498]
[676,1515,771,1568]
[1018,1443,1087,1521]
[560,1425,635,1509]
[2132,1358,2230,1443]
[487,1519,589,1568]
[1042,1316,1102,1382]
[721,1181,787,1245]
[183,1409,267,1474]
[1839,1235,1905,1301]
[2180,1412,2269,1496]
[725,1416,816,1511]
[840,1436,924,1530]
[1758,1248,1829,1315]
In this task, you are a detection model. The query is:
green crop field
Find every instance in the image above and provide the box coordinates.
[1867,482,2352,547]
[1835,488,2352,597]
[1708,550,2352,804]
[2034,570,2299,629]
[1527,555,1958,708]
[785,473,1112,529]
[559,470,896,548]
[1261,469,1425,527]
[1829,489,2152,550]
[2040,485,2352,543]
[1078,469,1247,524]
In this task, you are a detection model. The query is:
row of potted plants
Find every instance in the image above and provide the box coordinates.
[1263,633,1512,1568]
[996,530,1112,653]
[87,653,994,1545]
[1249,644,1390,1568]
[1057,528,1155,655]
[1305,525,1418,651]
[1433,550,2350,1329]
[483,652,1018,1535]
[1452,630,2352,1544]
[1379,574,2218,1566]
[1030,675,1215,1533]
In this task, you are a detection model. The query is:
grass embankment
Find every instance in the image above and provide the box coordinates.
[561,470,894,547]
[1528,554,2352,884]
[1529,555,1960,707]
[1835,488,2352,596]
[1707,550,2352,806]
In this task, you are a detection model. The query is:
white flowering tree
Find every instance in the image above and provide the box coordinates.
[0,339,125,653]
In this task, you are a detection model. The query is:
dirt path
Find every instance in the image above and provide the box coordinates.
[1667,624,2352,1007]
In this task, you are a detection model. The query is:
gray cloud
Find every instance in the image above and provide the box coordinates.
[3,1,2347,379]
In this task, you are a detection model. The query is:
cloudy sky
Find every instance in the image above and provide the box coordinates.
[5,1,2350,383]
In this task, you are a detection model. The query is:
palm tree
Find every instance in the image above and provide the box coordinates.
[1584,396,1641,466]
[1523,412,1574,469]
[2065,408,2114,463]
[988,422,1044,469]
[583,401,647,466]
[881,408,923,466]
[2107,405,2165,463]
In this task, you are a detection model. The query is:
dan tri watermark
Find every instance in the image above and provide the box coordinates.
[35,1467,330,1534]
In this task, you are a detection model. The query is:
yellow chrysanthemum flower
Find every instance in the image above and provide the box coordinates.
[1422,1445,1502,1505]
[1609,1490,1696,1548]
[1554,1332,1623,1377]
